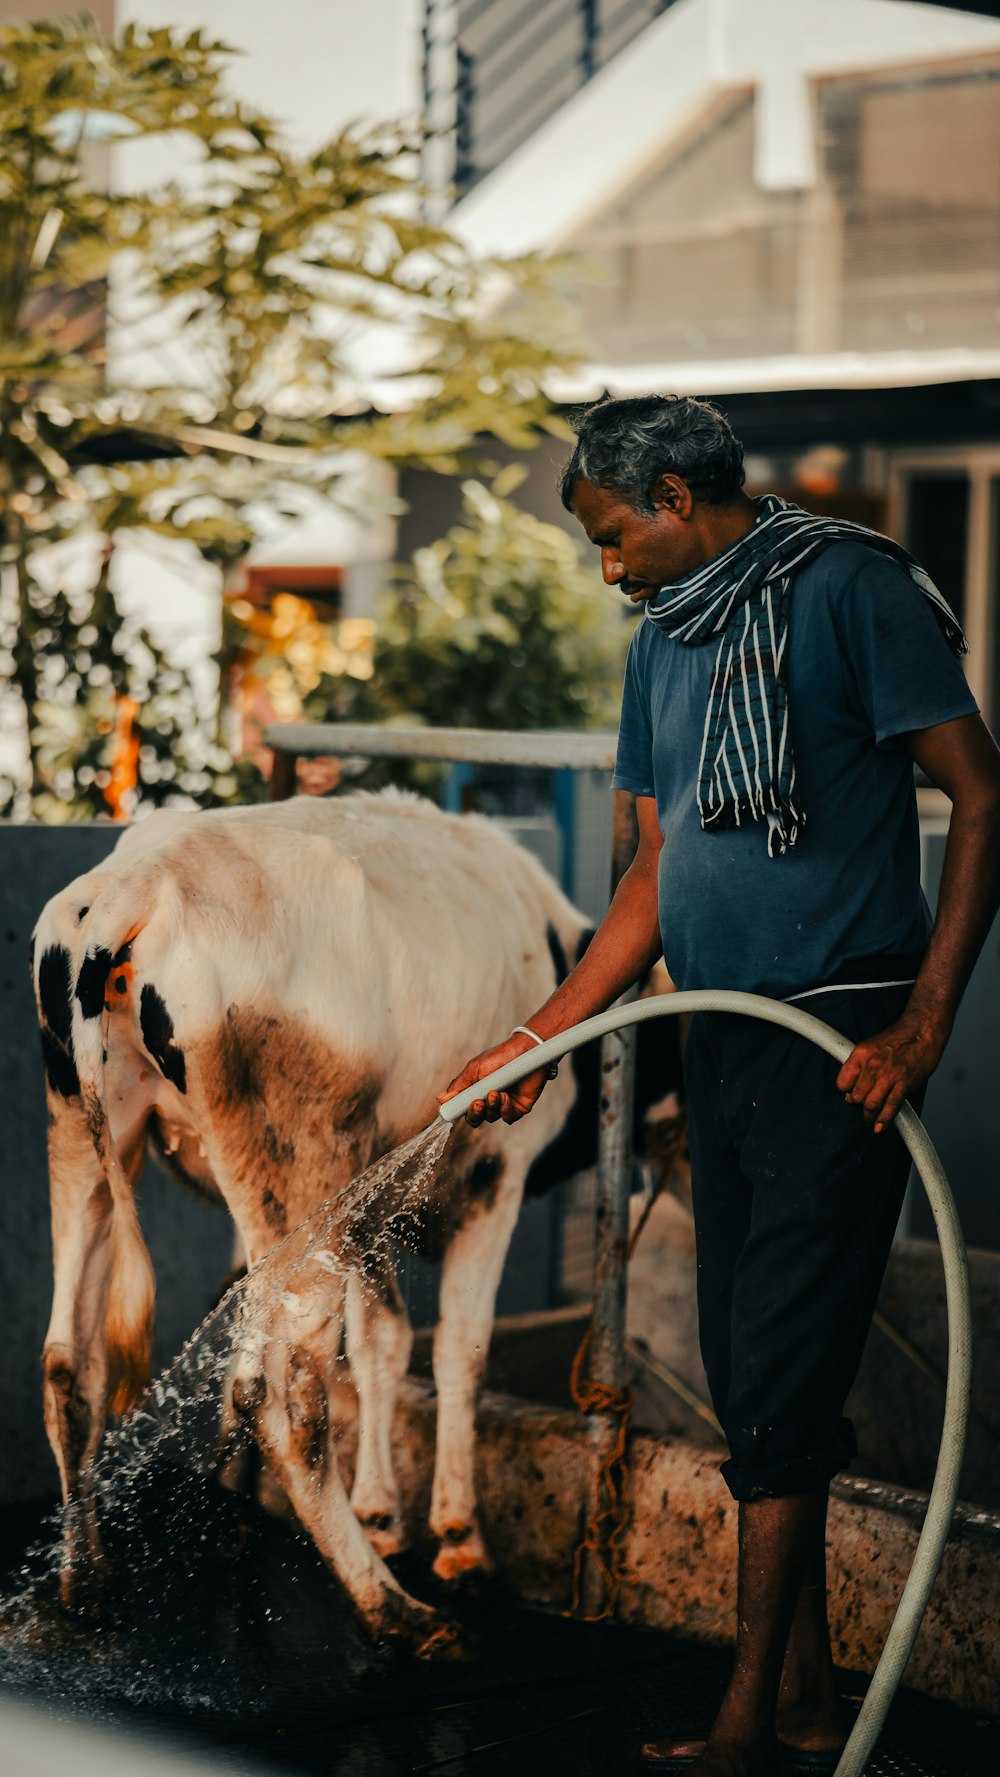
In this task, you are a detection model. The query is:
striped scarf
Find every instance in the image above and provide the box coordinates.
[644,495,967,858]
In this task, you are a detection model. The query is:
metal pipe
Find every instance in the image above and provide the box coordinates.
[590,1020,635,1403]
[265,722,618,771]
[581,791,640,1613]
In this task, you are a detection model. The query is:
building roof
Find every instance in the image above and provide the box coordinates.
[449,0,1000,395]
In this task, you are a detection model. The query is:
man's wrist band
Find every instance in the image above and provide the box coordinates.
[511,1025,559,1079]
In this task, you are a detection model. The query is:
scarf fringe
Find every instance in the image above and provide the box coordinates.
[701,791,802,854]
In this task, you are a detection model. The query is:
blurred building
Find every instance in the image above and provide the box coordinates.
[413,0,1000,733]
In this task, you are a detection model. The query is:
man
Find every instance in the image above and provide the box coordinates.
[439,395,1000,1777]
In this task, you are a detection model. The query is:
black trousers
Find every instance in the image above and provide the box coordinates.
[684,977,923,1502]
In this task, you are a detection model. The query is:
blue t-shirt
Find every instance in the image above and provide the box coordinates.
[611,540,978,997]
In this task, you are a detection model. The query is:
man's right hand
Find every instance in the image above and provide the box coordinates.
[437,1032,551,1127]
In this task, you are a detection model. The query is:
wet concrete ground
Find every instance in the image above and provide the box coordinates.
[0,1476,997,1777]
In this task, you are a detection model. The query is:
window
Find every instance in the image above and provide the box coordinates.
[889,452,999,729]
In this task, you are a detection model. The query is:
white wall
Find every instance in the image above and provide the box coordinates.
[454,0,1000,259]
[121,0,422,155]
[109,0,424,670]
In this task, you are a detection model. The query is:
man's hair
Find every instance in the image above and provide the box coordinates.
[558,393,746,512]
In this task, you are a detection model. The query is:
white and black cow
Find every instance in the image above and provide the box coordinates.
[32,790,680,1657]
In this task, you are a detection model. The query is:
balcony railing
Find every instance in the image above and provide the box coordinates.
[424,0,678,195]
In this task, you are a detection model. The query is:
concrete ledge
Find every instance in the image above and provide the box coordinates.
[388,1380,1000,1713]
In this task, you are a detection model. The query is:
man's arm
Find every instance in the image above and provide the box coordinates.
[438,794,664,1126]
[837,712,1000,1131]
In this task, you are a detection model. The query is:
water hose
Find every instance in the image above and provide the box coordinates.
[439,991,972,1777]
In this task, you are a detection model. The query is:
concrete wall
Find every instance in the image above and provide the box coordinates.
[382,1378,1000,1713]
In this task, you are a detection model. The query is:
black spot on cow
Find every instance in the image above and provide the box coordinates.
[217,1005,265,1105]
[77,905,89,923]
[263,1124,295,1167]
[38,945,74,1043]
[111,939,133,968]
[44,1358,91,1475]
[468,1152,502,1196]
[546,921,571,986]
[140,984,187,1094]
[37,945,81,1097]
[260,1186,288,1234]
[40,1025,80,1099]
[287,1347,327,1471]
[340,1076,382,1136]
[75,946,114,1020]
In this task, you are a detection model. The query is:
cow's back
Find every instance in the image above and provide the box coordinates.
[34,791,588,1256]
[158,790,584,1067]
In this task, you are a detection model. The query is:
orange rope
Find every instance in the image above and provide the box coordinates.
[566,1323,636,1621]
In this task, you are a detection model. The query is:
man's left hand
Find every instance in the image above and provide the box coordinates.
[836,1010,951,1133]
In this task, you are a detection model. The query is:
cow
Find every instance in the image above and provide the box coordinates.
[32,790,681,1658]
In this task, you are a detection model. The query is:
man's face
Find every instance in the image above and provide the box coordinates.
[571,478,699,603]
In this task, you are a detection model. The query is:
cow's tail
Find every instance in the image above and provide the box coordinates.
[69,888,158,1417]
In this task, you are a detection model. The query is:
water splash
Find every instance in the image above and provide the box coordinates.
[0,1120,454,1716]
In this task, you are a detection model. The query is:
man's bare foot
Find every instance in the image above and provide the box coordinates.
[640,1734,773,1774]
[775,1696,851,1753]
[640,1735,705,1768]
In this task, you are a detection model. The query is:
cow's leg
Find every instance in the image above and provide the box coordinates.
[41,1100,124,1608]
[234,1262,461,1659]
[344,1265,412,1558]
[215,1229,258,1499]
[430,1167,523,1583]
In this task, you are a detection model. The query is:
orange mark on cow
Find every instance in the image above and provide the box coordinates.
[105,958,135,1012]
[102,923,144,1014]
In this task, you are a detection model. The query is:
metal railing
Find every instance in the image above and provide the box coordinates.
[424,0,679,194]
[267,719,637,1614]
[265,721,619,791]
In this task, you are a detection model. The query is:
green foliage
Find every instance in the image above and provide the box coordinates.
[0,14,585,819]
[301,473,628,807]
[370,473,627,730]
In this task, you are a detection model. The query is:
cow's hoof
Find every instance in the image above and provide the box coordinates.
[432,1524,492,1586]
[414,1617,472,1663]
[356,1509,408,1560]
[374,1595,472,1663]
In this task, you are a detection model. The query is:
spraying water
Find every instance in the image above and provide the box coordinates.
[0,1121,454,1718]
